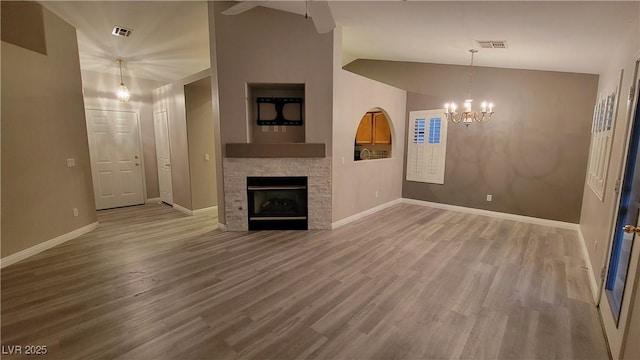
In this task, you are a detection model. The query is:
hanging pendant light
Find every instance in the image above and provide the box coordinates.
[444,49,494,126]
[115,59,130,102]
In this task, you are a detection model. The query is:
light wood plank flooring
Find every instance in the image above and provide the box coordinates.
[1,203,609,359]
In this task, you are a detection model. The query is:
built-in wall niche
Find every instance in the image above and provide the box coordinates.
[247,83,305,144]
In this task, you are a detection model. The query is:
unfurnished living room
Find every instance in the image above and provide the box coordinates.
[2,1,640,359]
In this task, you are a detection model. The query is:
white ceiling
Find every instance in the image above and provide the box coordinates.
[41,1,639,84]
[41,1,211,83]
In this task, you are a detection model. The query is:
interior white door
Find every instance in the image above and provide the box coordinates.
[86,109,145,210]
[153,111,173,205]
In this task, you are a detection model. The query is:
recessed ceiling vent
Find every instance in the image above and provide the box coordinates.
[477,40,507,49]
[112,26,132,37]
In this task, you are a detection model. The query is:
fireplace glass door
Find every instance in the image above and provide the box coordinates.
[247,176,308,230]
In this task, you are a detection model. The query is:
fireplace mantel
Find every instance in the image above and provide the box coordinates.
[226,143,325,158]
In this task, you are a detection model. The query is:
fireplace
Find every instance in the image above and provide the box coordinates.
[247,176,308,230]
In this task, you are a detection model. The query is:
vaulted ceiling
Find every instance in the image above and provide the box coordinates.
[42,1,639,84]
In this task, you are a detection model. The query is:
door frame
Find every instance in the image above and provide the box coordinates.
[85,108,147,208]
[153,109,174,205]
[598,56,640,359]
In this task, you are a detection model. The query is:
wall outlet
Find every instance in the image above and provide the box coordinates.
[341,156,345,165]
[67,158,76,167]
[72,208,79,217]
[486,194,493,202]
[375,190,379,198]
[204,153,210,161]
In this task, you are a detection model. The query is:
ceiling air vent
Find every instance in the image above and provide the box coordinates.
[477,40,507,49]
[112,26,132,37]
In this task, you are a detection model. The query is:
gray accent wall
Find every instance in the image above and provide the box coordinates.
[345,59,598,223]
[1,3,97,257]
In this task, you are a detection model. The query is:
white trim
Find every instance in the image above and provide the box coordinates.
[218,223,227,231]
[193,206,218,215]
[173,203,193,216]
[401,198,580,231]
[577,228,601,303]
[1,222,98,269]
[331,198,404,229]
[146,197,161,203]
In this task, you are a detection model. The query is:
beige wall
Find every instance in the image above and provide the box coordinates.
[1,4,97,257]
[153,69,214,211]
[332,27,407,222]
[345,59,598,223]
[213,1,334,154]
[81,70,164,200]
[185,77,218,210]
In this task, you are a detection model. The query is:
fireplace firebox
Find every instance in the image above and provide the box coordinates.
[247,176,308,230]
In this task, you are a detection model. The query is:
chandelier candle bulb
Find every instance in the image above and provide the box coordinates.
[444,49,494,126]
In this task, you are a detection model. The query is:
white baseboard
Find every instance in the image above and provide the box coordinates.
[218,223,227,231]
[577,228,601,303]
[173,203,193,216]
[332,198,404,229]
[146,197,161,203]
[193,205,218,215]
[402,198,580,231]
[1,222,99,269]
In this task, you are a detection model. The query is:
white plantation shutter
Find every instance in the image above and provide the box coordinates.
[406,110,448,184]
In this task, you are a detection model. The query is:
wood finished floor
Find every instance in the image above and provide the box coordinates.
[1,203,609,359]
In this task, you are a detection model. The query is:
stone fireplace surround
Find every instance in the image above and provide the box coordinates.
[223,156,331,231]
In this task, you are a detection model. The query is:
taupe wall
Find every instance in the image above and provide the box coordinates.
[345,60,598,223]
[213,1,333,154]
[332,27,407,222]
[81,70,164,200]
[185,77,218,210]
[153,69,214,211]
[1,3,96,257]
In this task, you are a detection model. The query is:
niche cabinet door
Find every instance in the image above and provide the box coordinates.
[373,113,391,144]
[356,113,373,144]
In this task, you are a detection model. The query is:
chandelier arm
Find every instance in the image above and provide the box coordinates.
[119,61,124,85]
[468,51,474,99]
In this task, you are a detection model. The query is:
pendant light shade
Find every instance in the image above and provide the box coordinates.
[115,59,130,102]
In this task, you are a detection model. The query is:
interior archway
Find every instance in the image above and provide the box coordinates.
[354,108,393,161]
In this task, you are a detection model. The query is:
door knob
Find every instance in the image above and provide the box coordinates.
[623,225,640,234]
[134,155,139,159]
[135,163,140,166]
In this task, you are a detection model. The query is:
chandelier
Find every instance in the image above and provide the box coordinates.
[115,59,130,102]
[444,49,494,126]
